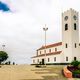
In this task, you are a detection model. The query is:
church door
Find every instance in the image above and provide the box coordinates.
[42,59,44,65]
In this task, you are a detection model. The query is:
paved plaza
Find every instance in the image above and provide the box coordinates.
[0,65,79,80]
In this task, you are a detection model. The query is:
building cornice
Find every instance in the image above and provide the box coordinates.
[31,51,62,58]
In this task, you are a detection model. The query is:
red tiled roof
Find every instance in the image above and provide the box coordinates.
[37,42,62,50]
[32,51,62,58]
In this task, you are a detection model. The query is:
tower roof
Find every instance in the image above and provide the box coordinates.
[62,8,78,14]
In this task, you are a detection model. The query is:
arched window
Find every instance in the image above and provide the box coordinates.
[55,48,57,51]
[65,43,68,48]
[66,57,68,61]
[44,50,46,53]
[37,59,39,63]
[33,60,35,63]
[54,57,56,62]
[74,23,76,30]
[75,43,77,48]
[49,49,51,53]
[48,58,50,62]
[65,24,68,30]
[37,51,38,56]
[40,51,41,54]
[74,57,77,61]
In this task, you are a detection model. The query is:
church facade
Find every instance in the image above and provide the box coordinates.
[32,8,80,64]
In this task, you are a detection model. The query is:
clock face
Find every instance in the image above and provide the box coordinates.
[64,16,68,21]
[73,15,77,20]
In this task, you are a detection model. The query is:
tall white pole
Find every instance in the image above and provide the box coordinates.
[43,24,48,66]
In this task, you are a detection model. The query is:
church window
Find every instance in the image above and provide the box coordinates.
[49,49,51,53]
[37,59,39,63]
[54,57,56,62]
[74,23,76,30]
[74,57,77,60]
[75,43,76,48]
[65,43,68,48]
[64,16,68,21]
[66,57,68,61]
[73,15,77,20]
[55,48,57,51]
[48,58,50,62]
[44,50,46,53]
[37,51,38,56]
[33,60,35,63]
[40,51,41,54]
[65,24,68,30]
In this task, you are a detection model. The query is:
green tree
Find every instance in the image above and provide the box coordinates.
[0,51,8,64]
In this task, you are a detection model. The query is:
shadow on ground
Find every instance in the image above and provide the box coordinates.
[21,65,67,80]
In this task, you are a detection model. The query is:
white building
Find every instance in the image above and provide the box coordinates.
[31,8,80,65]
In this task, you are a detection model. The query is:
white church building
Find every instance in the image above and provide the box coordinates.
[32,8,80,65]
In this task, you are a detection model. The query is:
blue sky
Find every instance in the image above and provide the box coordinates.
[0,0,80,64]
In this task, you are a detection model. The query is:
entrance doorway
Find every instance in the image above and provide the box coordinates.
[42,59,45,65]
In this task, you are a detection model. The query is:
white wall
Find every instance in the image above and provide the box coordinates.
[32,44,62,64]
[62,9,80,63]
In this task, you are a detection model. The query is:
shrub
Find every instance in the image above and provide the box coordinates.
[35,65,41,68]
[78,64,80,69]
[13,62,15,65]
[71,60,79,67]
[73,70,80,74]
[73,70,80,78]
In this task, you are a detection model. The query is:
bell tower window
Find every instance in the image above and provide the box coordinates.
[74,23,76,30]
[65,24,68,30]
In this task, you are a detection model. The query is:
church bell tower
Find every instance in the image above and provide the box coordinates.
[62,8,79,63]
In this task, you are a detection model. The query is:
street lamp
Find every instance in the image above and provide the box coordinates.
[43,24,48,66]
[2,44,5,51]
